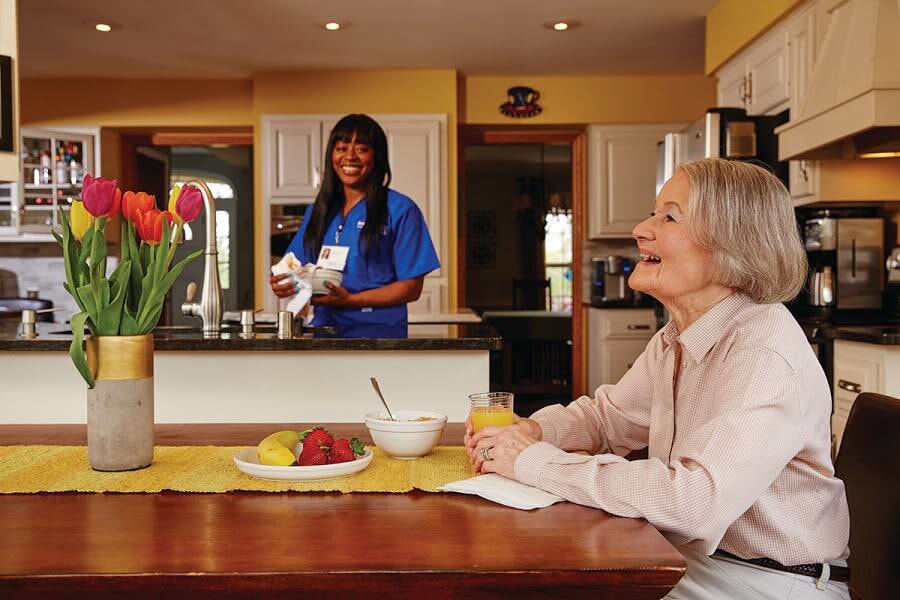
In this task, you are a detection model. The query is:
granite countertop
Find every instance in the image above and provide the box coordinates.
[0,322,501,352]
[796,314,900,345]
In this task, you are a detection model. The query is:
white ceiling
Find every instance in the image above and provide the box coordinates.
[19,0,716,79]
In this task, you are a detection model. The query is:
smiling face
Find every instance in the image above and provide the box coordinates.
[331,134,374,190]
[629,170,718,306]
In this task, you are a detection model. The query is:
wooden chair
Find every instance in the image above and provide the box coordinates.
[833,392,900,600]
[512,277,551,310]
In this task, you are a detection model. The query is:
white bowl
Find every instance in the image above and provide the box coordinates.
[364,410,448,459]
[312,268,344,294]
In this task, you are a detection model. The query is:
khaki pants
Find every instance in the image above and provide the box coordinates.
[665,545,850,600]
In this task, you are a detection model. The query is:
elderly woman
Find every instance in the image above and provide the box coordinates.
[466,159,850,599]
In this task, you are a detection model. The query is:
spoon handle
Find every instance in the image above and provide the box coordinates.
[370,377,395,421]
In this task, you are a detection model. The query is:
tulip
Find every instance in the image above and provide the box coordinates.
[166,185,183,224]
[135,208,166,245]
[121,191,156,225]
[81,174,119,218]
[108,188,122,219]
[70,201,95,242]
[175,185,203,224]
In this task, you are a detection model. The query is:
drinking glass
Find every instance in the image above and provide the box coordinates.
[469,392,514,433]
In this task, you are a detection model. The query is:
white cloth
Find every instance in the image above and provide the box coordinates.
[270,252,315,319]
[439,474,564,510]
[665,545,849,600]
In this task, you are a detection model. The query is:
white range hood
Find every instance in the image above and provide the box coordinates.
[776,0,900,160]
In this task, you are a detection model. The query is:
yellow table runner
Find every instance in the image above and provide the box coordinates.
[0,445,475,494]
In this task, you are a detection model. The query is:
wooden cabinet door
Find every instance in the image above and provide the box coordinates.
[746,30,790,115]
[716,61,747,109]
[588,125,676,239]
[264,118,322,198]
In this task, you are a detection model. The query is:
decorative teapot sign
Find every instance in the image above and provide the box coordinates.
[499,86,542,118]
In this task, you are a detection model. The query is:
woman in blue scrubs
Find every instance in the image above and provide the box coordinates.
[270,114,440,338]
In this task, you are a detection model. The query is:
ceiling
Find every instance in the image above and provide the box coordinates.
[19,0,717,79]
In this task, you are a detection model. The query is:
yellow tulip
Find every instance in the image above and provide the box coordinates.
[70,200,95,241]
[166,185,183,224]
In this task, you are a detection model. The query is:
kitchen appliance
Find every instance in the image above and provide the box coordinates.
[591,255,633,305]
[657,107,788,194]
[803,211,884,312]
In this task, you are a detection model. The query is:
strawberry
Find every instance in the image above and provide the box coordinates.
[301,427,334,450]
[330,438,356,463]
[297,445,328,466]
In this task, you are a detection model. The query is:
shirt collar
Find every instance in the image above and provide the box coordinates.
[661,292,750,364]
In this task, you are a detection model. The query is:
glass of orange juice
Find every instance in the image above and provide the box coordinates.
[469,392,514,433]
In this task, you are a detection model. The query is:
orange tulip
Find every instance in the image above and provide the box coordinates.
[134,208,174,245]
[121,191,156,225]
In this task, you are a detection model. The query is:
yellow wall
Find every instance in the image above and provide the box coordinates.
[20,79,253,127]
[465,75,716,124]
[0,0,20,182]
[705,0,803,74]
[251,70,459,307]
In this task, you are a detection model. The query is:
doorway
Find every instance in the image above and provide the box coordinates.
[459,126,587,414]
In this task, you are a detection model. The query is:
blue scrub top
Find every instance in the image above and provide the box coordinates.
[285,189,440,338]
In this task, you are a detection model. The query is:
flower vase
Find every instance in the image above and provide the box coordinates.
[85,334,155,471]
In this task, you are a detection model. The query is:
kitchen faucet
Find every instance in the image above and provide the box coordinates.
[179,179,223,333]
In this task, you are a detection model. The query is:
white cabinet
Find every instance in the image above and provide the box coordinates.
[717,61,748,109]
[261,114,448,315]
[588,308,657,392]
[587,125,680,239]
[715,29,790,116]
[787,1,820,204]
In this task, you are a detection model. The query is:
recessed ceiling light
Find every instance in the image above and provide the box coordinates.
[95,23,113,32]
[324,22,341,31]
[543,20,581,32]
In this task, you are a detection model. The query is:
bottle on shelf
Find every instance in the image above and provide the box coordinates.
[39,151,51,185]
[69,160,80,186]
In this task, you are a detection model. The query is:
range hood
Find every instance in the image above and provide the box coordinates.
[776,0,900,160]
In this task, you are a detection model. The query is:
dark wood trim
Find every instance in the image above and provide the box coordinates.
[118,133,153,192]
[571,131,587,398]
[150,133,253,146]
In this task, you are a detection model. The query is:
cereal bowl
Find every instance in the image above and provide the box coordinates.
[364,410,448,459]
[312,268,344,294]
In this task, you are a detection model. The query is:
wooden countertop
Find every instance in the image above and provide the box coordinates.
[0,425,686,599]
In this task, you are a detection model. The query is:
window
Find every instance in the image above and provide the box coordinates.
[544,210,572,312]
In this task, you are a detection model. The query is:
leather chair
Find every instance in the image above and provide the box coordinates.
[833,392,900,600]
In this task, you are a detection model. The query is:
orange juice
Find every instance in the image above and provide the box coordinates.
[471,406,514,432]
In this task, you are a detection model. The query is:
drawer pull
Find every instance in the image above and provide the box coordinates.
[626,324,651,331]
[837,379,862,394]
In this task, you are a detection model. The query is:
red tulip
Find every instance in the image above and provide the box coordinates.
[134,208,173,245]
[174,185,203,224]
[108,188,122,219]
[81,174,119,218]
[122,191,156,225]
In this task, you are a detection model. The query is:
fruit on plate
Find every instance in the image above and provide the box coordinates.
[297,428,367,465]
[297,445,329,466]
[257,430,301,466]
[331,437,366,463]
[302,427,334,450]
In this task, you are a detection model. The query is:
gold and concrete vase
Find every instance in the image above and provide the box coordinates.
[85,334,154,471]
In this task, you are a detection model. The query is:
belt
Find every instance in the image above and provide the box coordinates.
[713,549,850,584]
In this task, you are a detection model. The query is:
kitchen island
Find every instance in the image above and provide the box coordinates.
[0,323,500,424]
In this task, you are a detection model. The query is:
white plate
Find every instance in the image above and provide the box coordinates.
[233,447,374,482]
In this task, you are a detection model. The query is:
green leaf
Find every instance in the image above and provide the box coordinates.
[69,312,94,388]
[79,224,94,270]
[76,282,99,325]
[127,224,144,313]
[97,261,130,335]
[350,437,366,457]
[120,307,141,336]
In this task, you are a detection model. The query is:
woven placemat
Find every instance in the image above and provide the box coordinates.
[0,445,475,494]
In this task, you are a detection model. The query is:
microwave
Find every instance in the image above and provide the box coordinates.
[656,107,789,194]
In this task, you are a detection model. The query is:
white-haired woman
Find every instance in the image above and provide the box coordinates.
[466,159,850,599]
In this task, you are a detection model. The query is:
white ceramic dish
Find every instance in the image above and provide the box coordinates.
[311,268,344,295]
[364,410,448,459]
[233,447,373,481]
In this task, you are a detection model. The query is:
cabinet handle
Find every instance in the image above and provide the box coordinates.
[626,324,651,331]
[837,379,862,394]
[746,73,753,104]
[738,78,746,105]
[799,161,809,182]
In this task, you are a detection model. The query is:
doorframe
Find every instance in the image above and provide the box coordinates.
[458,124,589,400]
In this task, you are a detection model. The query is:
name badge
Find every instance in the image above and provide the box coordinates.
[317,245,349,270]
[356,220,366,229]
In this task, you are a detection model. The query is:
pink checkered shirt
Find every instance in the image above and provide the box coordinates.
[516,292,850,565]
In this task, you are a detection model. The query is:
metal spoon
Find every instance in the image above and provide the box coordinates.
[370,377,395,421]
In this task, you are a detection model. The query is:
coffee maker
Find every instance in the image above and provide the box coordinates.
[591,255,634,305]
[804,211,884,315]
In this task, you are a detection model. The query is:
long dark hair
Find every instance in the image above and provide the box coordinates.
[303,114,392,259]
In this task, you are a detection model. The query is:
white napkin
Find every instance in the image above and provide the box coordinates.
[270,252,316,319]
[439,474,565,510]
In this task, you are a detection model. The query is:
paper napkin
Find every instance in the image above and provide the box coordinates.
[439,473,565,510]
[271,252,316,318]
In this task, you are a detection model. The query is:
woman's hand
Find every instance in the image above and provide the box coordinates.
[311,283,356,308]
[464,417,543,479]
[269,273,297,299]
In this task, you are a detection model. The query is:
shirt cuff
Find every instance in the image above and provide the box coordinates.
[514,441,567,487]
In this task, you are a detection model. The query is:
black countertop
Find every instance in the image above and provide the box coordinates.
[795,313,900,345]
[0,322,501,352]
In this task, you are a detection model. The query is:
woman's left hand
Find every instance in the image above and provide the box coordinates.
[469,424,539,479]
[311,283,355,307]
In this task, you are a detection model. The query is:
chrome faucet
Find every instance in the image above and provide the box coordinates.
[180,179,223,333]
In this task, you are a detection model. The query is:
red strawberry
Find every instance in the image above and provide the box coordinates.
[297,445,328,466]
[330,438,356,463]
[302,427,334,450]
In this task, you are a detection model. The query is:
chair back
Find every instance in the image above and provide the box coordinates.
[512,278,551,310]
[833,392,900,600]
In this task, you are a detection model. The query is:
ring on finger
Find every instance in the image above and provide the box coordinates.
[479,446,493,461]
